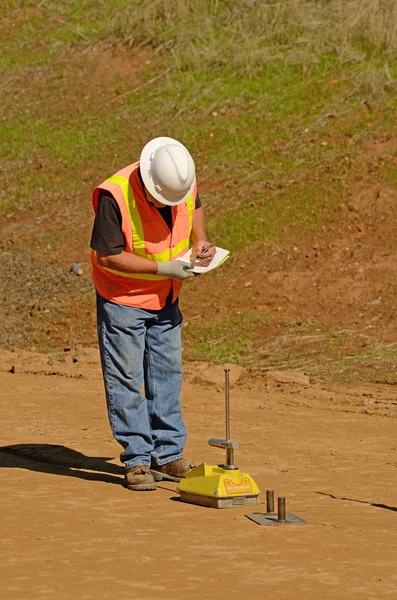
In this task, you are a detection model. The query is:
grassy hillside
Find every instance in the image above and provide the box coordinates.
[1,0,397,380]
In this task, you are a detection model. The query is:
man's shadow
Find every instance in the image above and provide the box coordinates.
[0,444,125,485]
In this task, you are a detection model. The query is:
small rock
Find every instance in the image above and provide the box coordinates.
[70,263,83,276]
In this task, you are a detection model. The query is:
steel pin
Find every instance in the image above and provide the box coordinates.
[266,490,275,514]
[278,496,286,522]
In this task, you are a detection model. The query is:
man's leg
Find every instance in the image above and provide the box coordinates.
[96,293,155,471]
[144,301,188,468]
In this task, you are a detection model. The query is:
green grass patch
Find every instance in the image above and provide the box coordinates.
[353,344,397,363]
[183,311,274,364]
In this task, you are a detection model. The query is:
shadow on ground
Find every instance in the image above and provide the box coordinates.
[316,491,397,513]
[0,444,124,485]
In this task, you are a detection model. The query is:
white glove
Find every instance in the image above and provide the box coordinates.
[157,261,195,280]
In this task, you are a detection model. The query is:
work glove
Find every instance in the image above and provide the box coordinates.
[157,260,195,280]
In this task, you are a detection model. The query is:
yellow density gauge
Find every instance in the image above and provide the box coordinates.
[177,369,260,509]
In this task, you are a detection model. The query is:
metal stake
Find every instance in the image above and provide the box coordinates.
[266,490,275,514]
[278,496,286,522]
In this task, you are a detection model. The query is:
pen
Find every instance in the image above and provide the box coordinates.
[198,241,216,257]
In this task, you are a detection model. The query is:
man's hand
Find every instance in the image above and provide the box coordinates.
[191,240,216,267]
[157,261,195,280]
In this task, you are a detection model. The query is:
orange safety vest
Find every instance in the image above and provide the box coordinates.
[91,160,196,310]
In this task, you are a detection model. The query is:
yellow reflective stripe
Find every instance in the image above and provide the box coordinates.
[133,247,171,261]
[186,194,194,230]
[172,238,189,259]
[106,174,145,250]
[93,250,168,280]
[169,194,193,259]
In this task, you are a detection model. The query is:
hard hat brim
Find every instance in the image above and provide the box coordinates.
[139,136,196,206]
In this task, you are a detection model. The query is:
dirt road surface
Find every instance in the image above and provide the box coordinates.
[1,350,396,600]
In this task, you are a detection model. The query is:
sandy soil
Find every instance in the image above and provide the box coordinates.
[1,351,396,600]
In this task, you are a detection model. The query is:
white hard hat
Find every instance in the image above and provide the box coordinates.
[140,136,196,206]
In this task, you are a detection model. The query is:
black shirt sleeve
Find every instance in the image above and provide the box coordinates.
[90,191,125,255]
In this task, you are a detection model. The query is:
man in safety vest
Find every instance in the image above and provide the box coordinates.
[90,137,215,491]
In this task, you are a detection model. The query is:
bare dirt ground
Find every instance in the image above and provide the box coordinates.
[1,351,396,599]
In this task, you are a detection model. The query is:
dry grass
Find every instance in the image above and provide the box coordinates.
[107,0,397,71]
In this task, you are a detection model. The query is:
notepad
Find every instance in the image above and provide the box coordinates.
[176,246,230,274]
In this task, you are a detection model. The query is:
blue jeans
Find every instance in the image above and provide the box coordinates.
[96,292,187,470]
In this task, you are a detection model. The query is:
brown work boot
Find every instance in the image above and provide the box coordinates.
[151,458,195,482]
[125,465,157,491]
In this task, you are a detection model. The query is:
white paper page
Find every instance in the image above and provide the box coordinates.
[176,246,230,274]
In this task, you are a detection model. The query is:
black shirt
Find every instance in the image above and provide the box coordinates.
[90,172,201,256]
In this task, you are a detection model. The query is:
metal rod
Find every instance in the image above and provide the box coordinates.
[225,368,230,440]
[208,438,238,449]
[278,496,286,522]
[225,369,232,466]
[266,490,275,514]
[226,447,235,466]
